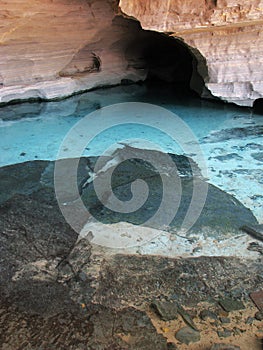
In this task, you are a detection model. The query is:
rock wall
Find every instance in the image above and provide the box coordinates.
[0,0,262,106]
[0,0,147,104]
[119,0,263,106]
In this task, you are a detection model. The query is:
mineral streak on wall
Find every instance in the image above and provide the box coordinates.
[1,0,263,106]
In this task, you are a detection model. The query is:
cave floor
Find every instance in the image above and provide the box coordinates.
[0,156,262,349]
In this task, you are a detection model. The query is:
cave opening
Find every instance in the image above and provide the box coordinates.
[113,16,207,97]
[127,33,194,87]
[253,98,263,114]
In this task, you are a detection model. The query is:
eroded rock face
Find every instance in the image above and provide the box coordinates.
[0,0,198,104]
[0,0,262,106]
[120,0,263,106]
[0,0,148,103]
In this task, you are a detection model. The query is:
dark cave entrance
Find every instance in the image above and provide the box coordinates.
[253,98,263,114]
[128,33,193,86]
[113,16,207,96]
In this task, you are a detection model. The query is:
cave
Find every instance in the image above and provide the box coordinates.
[125,28,194,88]
[0,2,263,349]
[113,16,206,96]
[56,15,208,99]
[253,98,263,114]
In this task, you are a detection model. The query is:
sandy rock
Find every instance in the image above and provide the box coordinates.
[120,0,263,106]
[0,0,146,104]
[1,0,263,106]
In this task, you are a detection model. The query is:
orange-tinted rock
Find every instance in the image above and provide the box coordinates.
[1,0,263,106]
[0,0,146,103]
[120,0,263,106]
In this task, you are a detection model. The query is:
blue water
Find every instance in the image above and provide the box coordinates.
[0,84,262,221]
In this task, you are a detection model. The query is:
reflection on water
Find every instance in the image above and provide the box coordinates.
[0,83,262,221]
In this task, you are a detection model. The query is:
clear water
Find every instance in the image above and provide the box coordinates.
[0,83,262,222]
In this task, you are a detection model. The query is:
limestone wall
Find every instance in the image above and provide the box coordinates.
[120,0,263,106]
[0,0,146,103]
[1,0,263,106]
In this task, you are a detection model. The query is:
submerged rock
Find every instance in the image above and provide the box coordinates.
[202,126,263,143]
[240,224,263,242]
[0,151,258,241]
[251,152,263,162]
[80,146,258,237]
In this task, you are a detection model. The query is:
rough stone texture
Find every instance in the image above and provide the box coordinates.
[210,345,241,350]
[119,0,263,106]
[0,302,169,350]
[1,0,263,106]
[0,0,147,104]
[151,301,179,321]
[0,191,171,349]
[175,326,200,344]
[0,169,263,347]
[0,150,258,238]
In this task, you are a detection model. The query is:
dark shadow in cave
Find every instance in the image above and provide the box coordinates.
[253,98,263,115]
[113,16,209,97]
[130,34,193,87]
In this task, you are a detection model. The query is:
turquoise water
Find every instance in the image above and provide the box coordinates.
[0,84,262,221]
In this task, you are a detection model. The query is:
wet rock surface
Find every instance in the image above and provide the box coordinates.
[0,149,258,237]
[241,225,263,242]
[202,126,263,143]
[0,153,262,348]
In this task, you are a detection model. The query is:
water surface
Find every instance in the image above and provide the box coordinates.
[0,84,262,221]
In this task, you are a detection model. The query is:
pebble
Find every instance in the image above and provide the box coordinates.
[232,327,243,336]
[167,342,178,350]
[217,328,232,338]
[245,317,255,325]
[255,329,263,338]
[250,290,263,311]
[219,317,230,324]
[210,344,241,350]
[218,298,245,312]
[255,311,263,321]
[177,306,198,331]
[200,310,218,321]
[175,326,200,345]
[151,301,178,321]
[78,271,88,282]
